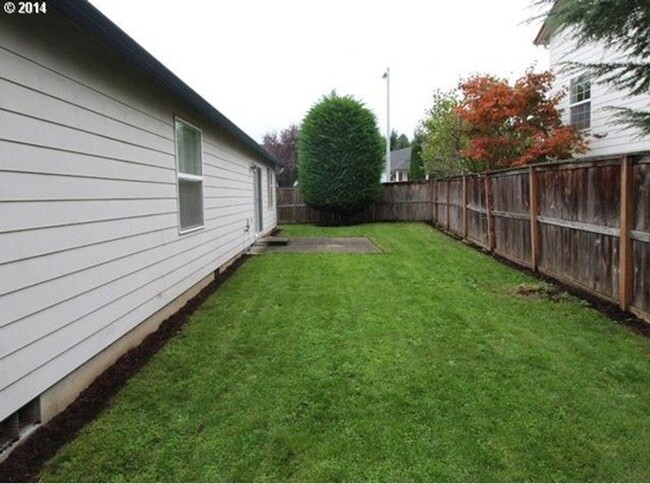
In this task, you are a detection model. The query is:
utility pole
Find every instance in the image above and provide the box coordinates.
[382,67,390,183]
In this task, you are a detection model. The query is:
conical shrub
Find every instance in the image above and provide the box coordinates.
[298,92,384,214]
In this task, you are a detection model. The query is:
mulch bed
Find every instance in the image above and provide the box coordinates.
[427,222,650,338]
[0,255,250,483]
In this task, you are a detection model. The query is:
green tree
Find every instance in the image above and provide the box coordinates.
[298,92,384,214]
[537,0,650,135]
[408,127,426,180]
[420,89,472,177]
[390,130,411,150]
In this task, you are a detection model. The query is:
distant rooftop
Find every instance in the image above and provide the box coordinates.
[390,147,412,171]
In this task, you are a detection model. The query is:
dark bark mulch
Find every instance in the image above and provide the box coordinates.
[0,255,250,483]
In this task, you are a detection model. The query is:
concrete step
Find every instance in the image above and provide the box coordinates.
[258,236,289,246]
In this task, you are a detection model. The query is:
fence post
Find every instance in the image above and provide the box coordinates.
[619,155,634,311]
[529,166,540,271]
[462,175,468,240]
[485,174,494,251]
[429,179,435,224]
[446,179,451,230]
[433,181,438,224]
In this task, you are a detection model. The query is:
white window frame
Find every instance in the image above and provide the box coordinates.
[569,73,591,131]
[174,117,205,234]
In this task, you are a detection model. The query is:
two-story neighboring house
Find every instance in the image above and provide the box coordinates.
[534,18,650,157]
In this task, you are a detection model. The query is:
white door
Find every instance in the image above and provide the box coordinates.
[253,168,263,233]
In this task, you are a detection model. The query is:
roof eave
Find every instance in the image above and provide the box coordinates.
[49,0,281,168]
[534,22,551,46]
[533,0,563,47]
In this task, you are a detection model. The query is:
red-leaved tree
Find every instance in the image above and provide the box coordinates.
[262,125,299,187]
[457,69,588,170]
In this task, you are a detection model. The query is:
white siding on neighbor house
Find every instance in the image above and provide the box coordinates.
[548,29,650,157]
[0,12,277,422]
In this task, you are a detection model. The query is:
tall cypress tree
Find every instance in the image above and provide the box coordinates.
[298,92,384,214]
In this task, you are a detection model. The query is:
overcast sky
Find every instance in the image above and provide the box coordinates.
[89,0,550,142]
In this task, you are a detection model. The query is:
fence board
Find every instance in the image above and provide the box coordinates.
[492,172,531,264]
[374,182,430,221]
[537,160,621,301]
[632,160,650,316]
[435,181,448,226]
[466,175,488,247]
[539,225,620,301]
[448,178,463,235]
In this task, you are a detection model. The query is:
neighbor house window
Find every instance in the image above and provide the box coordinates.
[569,74,591,130]
[175,118,204,232]
[267,167,274,208]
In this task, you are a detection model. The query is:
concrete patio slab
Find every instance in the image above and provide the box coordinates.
[248,237,382,254]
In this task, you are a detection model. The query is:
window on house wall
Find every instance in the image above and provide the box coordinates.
[569,74,591,130]
[175,118,204,233]
[267,167,274,208]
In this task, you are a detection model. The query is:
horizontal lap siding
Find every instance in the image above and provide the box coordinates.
[0,12,273,420]
[0,14,175,137]
[0,213,178,265]
[0,141,175,190]
[0,110,174,171]
[0,198,178,234]
[0,170,177,200]
[0,77,174,155]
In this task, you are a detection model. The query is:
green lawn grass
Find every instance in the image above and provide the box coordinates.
[42,223,650,482]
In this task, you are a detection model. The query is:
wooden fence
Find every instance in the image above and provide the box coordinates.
[277,182,434,225]
[277,154,650,323]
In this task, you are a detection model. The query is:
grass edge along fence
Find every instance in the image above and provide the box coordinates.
[277,152,650,323]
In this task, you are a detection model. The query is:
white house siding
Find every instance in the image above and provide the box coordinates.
[548,29,650,157]
[0,12,276,423]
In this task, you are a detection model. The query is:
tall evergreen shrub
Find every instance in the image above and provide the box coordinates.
[298,92,384,214]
